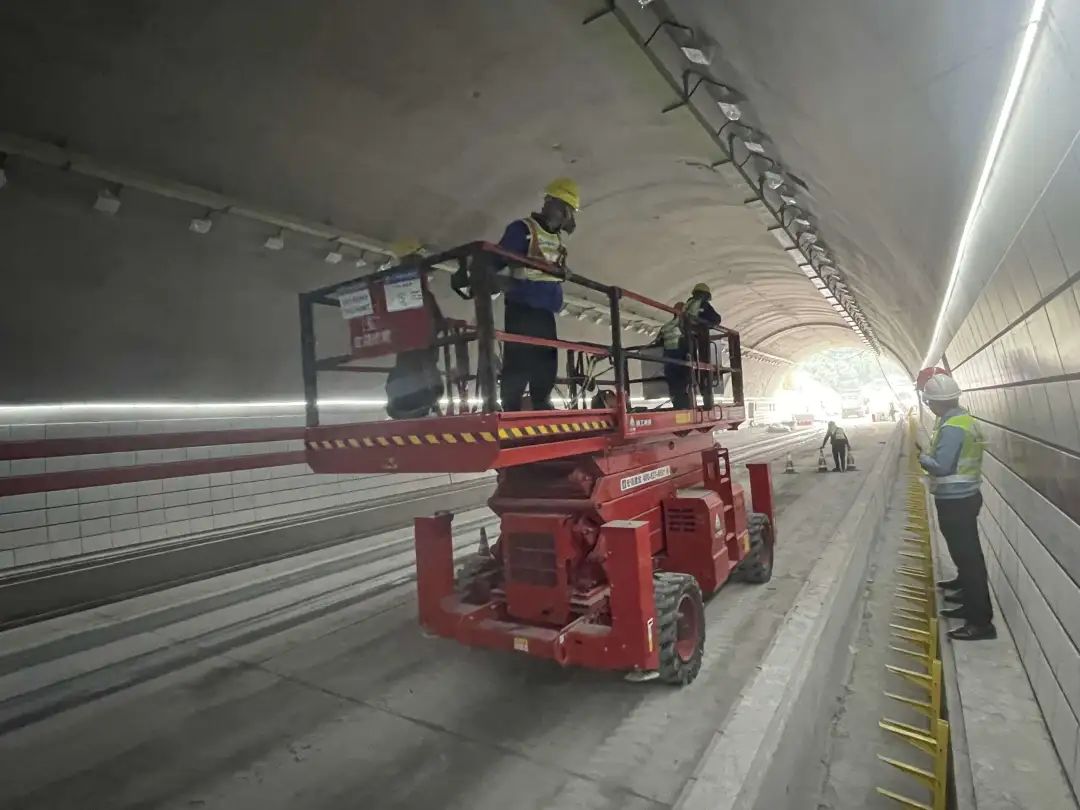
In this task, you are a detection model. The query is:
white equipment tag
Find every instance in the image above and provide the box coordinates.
[619,465,672,492]
[384,271,424,312]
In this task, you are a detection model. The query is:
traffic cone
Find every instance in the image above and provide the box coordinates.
[478,526,490,556]
[847,450,858,471]
[817,450,829,472]
[784,453,796,474]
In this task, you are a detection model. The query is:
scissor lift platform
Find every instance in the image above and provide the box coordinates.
[306,405,745,474]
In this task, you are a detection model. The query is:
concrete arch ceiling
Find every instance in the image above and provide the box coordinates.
[0,1,1025,377]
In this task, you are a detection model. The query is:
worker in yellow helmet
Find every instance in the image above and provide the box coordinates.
[490,178,580,411]
[656,283,722,409]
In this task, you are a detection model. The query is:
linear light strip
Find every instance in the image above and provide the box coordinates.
[922,0,1049,368]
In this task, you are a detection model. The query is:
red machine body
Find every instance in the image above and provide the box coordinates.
[412,432,775,676]
[299,241,776,682]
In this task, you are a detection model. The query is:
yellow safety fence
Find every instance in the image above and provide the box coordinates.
[877,417,950,810]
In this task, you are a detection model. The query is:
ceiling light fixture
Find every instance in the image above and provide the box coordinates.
[762,170,785,190]
[94,186,122,215]
[324,241,344,264]
[922,0,1049,367]
[189,209,215,234]
[718,101,742,121]
[264,229,286,251]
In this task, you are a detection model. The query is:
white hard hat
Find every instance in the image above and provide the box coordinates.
[922,374,962,402]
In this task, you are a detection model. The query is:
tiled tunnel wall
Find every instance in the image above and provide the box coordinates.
[939,0,1080,789]
[0,408,487,571]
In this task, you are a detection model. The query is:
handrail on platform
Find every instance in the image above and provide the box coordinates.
[299,241,744,431]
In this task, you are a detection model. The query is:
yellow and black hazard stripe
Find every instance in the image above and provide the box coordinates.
[306,417,615,451]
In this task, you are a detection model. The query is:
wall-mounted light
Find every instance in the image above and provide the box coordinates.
[0,153,7,190]
[264,229,286,251]
[94,185,122,215]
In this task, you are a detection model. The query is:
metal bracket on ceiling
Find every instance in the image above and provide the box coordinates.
[661,70,742,114]
[582,1,615,26]
[642,20,693,47]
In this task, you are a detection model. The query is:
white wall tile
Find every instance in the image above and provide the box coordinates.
[81,533,114,554]
[0,493,46,513]
[111,528,142,547]
[110,513,139,532]
[79,517,111,537]
[140,525,167,543]
[47,522,80,542]
[0,511,46,532]
[48,538,83,560]
[78,501,110,520]
[0,527,48,551]
[13,544,50,567]
[46,505,80,525]
[45,489,78,507]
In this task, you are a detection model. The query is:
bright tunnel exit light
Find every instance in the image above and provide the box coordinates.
[922,0,1048,368]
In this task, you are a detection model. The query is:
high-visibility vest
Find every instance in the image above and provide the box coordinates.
[658,295,711,350]
[685,296,709,321]
[659,315,683,350]
[928,412,985,492]
[509,217,566,282]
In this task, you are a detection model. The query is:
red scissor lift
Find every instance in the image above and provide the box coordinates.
[299,242,776,684]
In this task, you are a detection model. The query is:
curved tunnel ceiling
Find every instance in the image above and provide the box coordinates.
[0,0,1028,375]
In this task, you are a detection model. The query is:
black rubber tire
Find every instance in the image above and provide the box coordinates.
[655,572,705,685]
[734,513,774,584]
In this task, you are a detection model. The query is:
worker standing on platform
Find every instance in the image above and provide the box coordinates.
[820,421,851,471]
[918,374,995,641]
[658,284,722,409]
[493,178,579,411]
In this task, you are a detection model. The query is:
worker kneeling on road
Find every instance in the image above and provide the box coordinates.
[657,284,722,409]
[820,421,851,471]
[492,178,579,411]
[918,374,995,641]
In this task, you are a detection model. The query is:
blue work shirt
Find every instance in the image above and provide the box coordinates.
[496,219,564,313]
[919,406,980,500]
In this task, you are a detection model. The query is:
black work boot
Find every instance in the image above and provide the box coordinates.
[937,578,961,590]
[944,591,965,605]
[948,623,997,641]
[940,606,967,619]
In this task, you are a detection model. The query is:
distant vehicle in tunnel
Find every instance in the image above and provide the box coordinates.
[300,241,775,685]
[793,413,815,427]
[840,393,867,419]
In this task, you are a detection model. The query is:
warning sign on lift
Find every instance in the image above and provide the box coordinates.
[619,466,671,492]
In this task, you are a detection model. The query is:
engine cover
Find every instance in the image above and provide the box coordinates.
[500,513,577,625]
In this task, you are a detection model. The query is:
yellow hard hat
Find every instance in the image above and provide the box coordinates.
[692,282,712,297]
[544,177,581,211]
[390,238,424,258]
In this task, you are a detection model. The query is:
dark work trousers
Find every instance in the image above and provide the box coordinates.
[831,439,849,471]
[501,302,557,411]
[663,348,692,409]
[936,492,993,625]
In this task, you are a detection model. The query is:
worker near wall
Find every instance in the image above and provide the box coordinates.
[820,421,851,471]
[492,178,579,411]
[918,374,995,641]
[657,284,722,409]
